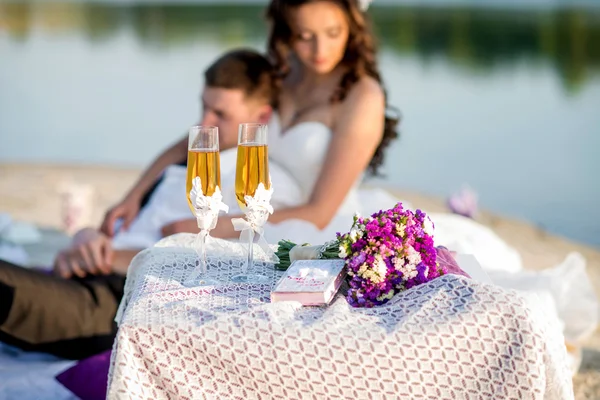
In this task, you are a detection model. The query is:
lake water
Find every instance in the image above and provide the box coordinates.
[1,3,599,247]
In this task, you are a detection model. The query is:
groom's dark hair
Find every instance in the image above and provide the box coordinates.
[205,49,277,107]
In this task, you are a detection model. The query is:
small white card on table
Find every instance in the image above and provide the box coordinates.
[271,259,346,306]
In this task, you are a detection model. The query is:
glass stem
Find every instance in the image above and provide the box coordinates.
[245,228,255,274]
[188,229,208,283]
[198,229,208,274]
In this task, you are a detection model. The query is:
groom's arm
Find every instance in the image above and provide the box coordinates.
[125,136,189,201]
[110,249,144,275]
[101,135,189,236]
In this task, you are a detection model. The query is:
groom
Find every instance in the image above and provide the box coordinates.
[0,48,280,360]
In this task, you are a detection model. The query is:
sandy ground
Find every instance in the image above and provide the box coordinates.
[1,163,600,398]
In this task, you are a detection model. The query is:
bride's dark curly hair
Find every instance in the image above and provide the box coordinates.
[266,0,400,176]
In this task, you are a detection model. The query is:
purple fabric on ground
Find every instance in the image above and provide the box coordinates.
[55,349,111,400]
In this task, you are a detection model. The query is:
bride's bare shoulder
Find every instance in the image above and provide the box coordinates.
[331,76,385,141]
[343,75,384,109]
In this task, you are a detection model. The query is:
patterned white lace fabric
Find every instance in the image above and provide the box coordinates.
[108,234,574,399]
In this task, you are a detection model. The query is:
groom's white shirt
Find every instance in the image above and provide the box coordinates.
[112,147,304,250]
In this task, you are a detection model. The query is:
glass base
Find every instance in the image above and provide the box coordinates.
[184,277,221,287]
[230,274,270,284]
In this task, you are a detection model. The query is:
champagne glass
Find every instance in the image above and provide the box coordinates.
[185,125,221,286]
[231,123,271,284]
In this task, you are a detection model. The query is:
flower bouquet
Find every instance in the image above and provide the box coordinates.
[275,203,448,308]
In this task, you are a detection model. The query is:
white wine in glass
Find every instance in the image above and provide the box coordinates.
[235,143,269,210]
[231,123,271,284]
[185,125,221,286]
[186,149,221,213]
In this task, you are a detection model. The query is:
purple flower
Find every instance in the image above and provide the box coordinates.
[351,239,367,253]
[348,252,366,271]
[415,263,429,284]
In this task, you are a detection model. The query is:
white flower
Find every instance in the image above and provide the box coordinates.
[406,246,422,267]
[358,0,373,12]
[393,255,418,280]
[339,245,348,259]
[358,255,387,284]
[395,223,406,237]
[423,216,435,236]
[357,263,368,276]
[364,269,385,284]
[349,227,362,242]
[403,265,418,280]
[374,255,387,277]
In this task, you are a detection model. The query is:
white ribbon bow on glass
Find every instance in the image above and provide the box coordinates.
[231,183,279,263]
[190,177,229,231]
[186,177,229,284]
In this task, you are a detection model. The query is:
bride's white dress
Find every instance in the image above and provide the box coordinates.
[112,114,597,360]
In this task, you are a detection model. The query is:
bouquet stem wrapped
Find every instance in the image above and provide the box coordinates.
[275,240,340,270]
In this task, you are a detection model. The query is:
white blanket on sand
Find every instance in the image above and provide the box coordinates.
[0,344,76,399]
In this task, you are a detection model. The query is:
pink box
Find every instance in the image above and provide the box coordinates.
[271,259,347,306]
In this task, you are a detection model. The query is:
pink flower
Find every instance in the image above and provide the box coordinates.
[447,185,478,218]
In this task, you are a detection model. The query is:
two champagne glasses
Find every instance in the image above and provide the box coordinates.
[185,123,271,285]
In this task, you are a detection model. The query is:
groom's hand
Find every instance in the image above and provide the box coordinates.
[100,193,142,237]
[161,219,199,237]
[53,229,113,278]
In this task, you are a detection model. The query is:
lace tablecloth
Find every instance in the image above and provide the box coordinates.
[107,234,573,399]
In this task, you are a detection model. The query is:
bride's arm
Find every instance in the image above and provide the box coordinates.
[270,79,384,228]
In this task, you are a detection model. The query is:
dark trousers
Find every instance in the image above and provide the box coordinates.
[0,259,125,360]
[0,160,185,360]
